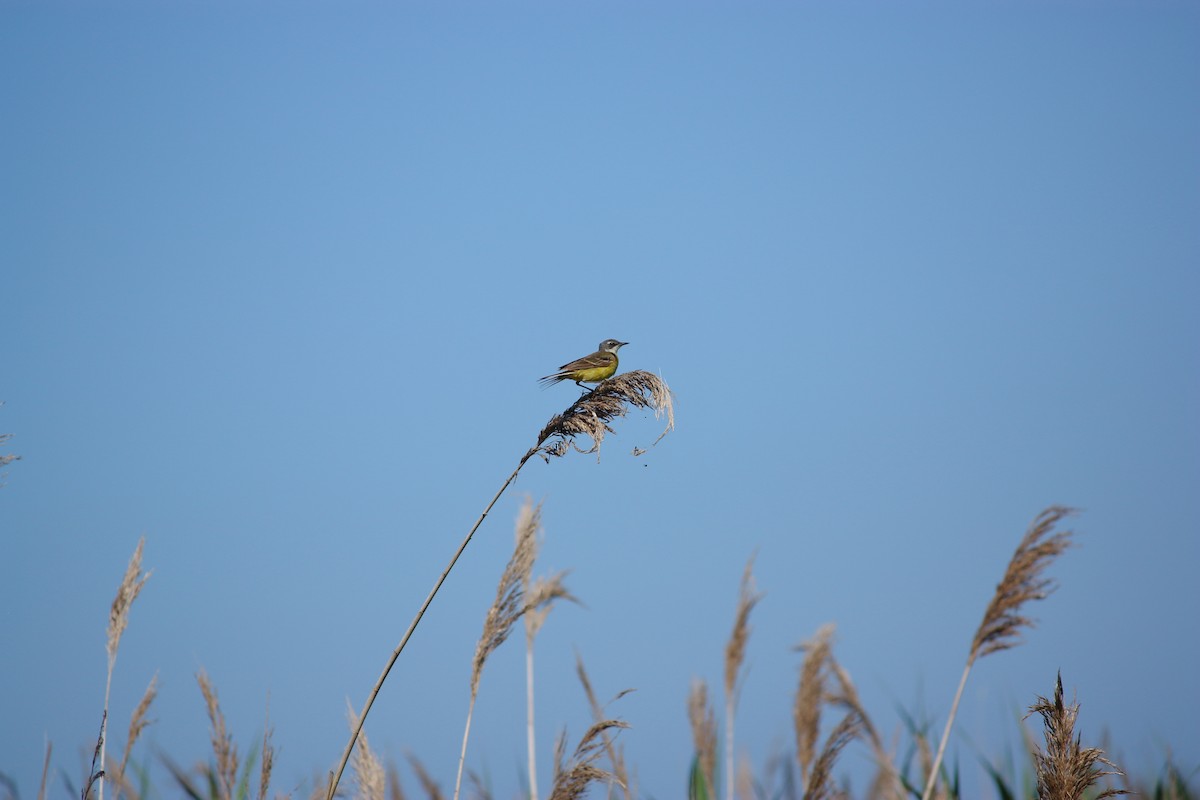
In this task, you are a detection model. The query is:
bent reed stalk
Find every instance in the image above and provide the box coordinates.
[326,371,673,800]
[920,506,1075,800]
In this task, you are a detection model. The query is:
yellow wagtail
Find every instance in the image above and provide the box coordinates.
[539,339,628,391]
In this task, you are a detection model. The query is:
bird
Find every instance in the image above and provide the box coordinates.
[539,339,628,391]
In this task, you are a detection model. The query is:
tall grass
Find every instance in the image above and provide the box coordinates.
[25,420,1194,800]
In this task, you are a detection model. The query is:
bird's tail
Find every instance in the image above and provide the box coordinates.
[537,373,567,388]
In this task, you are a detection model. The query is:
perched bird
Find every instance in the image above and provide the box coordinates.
[539,339,628,391]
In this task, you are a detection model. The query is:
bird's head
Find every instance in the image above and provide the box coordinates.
[599,339,628,354]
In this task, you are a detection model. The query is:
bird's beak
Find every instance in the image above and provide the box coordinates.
[619,341,629,347]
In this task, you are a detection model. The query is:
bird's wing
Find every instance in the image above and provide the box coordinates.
[557,350,617,373]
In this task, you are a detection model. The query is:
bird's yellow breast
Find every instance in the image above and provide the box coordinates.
[567,359,618,383]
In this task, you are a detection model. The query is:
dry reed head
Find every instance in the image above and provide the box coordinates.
[687,679,718,795]
[112,673,159,800]
[107,538,152,664]
[546,720,629,800]
[802,713,862,800]
[470,503,539,698]
[1027,673,1128,800]
[725,556,763,701]
[259,704,275,800]
[197,669,238,800]
[346,702,385,800]
[794,624,835,785]
[534,371,674,460]
[519,498,579,641]
[405,754,445,800]
[524,570,577,641]
[574,653,633,800]
[970,506,1075,664]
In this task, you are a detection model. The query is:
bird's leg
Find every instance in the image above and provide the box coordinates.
[575,380,594,393]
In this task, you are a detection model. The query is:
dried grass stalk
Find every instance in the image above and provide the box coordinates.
[724,557,762,800]
[453,506,540,800]
[98,539,152,800]
[688,679,718,798]
[921,507,1076,800]
[524,565,577,800]
[1027,673,1128,800]
[547,720,629,800]
[197,670,238,800]
[329,371,673,800]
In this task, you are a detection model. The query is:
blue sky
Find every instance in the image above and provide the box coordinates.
[3,3,1198,799]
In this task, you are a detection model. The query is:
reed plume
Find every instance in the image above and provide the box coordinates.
[794,624,835,787]
[723,557,762,800]
[259,700,275,800]
[792,624,879,800]
[574,653,633,800]
[110,674,159,800]
[95,539,152,800]
[536,371,674,460]
[329,372,672,800]
[452,502,540,800]
[547,720,629,800]
[198,670,238,800]
[921,506,1076,800]
[1028,673,1127,800]
[346,702,385,800]
[827,658,901,800]
[802,713,862,800]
